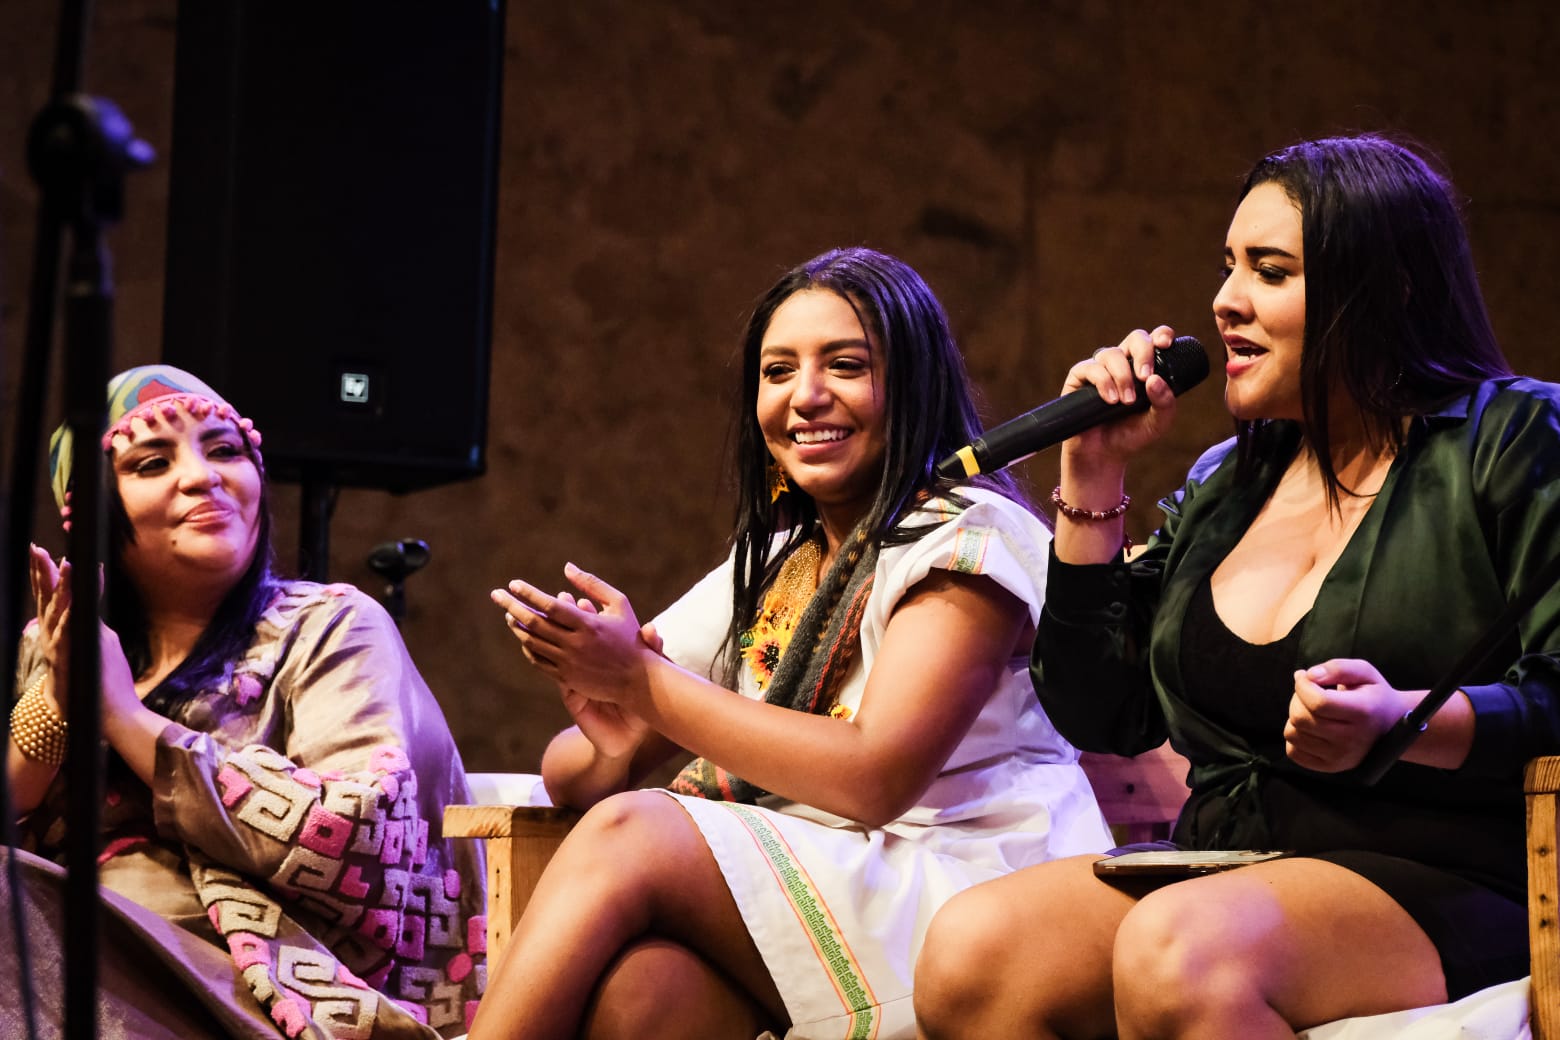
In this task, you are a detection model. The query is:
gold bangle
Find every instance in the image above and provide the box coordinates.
[11,674,68,767]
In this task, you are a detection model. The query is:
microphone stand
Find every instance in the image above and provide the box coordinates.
[9,2,153,1038]
[1357,547,1560,786]
[366,538,432,624]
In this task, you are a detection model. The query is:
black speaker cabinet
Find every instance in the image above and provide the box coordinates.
[163,1,505,492]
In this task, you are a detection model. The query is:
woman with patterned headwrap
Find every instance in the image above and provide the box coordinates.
[473,248,1111,1040]
[6,366,487,1038]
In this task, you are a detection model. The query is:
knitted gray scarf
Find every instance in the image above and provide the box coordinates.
[670,529,880,803]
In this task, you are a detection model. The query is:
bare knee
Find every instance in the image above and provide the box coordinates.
[582,942,669,1040]
[1113,861,1453,1035]
[914,884,1018,1036]
[533,791,693,922]
[554,791,685,880]
[583,939,771,1040]
[915,858,1123,1040]
[1113,886,1260,1031]
[573,789,680,844]
[911,879,1085,1040]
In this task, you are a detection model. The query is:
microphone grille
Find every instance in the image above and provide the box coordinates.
[1156,336,1211,396]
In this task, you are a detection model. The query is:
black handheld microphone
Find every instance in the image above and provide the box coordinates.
[936,336,1210,479]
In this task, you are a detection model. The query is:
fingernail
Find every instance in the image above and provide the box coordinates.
[564,562,579,575]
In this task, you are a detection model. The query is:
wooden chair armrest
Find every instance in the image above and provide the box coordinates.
[1527,756,1560,1038]
[1080,745,1190,845]
[444,804,581,965]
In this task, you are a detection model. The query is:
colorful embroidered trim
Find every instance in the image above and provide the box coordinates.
[724,803,880,1039]
[945,527,990,575]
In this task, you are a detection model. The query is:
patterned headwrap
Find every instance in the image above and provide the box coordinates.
[48,365,264,524]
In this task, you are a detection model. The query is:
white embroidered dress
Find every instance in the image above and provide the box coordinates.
[652,489,1112,1039]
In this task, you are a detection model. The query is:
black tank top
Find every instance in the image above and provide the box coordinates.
[1175,572,1526,919]
[1179,576,1308,747]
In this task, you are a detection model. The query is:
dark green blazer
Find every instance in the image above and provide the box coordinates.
[1036,378,1560,898]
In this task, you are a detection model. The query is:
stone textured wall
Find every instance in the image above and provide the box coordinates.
[4,1,1557,772]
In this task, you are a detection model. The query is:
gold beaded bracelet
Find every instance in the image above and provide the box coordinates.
[11,675,68,767]
[1051,486,1131,522]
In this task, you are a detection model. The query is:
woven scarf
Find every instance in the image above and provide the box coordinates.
[670,527,880,803]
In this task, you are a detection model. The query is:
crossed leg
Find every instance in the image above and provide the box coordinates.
[914,854,1139,1040]
[467,789,787,1040]
[914,853,1447,1040]
[1112,856,1446,1037]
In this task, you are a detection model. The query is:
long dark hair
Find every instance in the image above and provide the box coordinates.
[104,440,279,717]
[1233,134,1512,503]
[721,246,1023,680]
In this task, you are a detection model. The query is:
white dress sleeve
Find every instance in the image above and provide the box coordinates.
[649,553,739,683]
[860,488,1052,670]
[839,489,1078,797]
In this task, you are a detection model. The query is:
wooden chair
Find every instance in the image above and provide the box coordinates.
[442,802,580,961]
[1527,756,1559,1038]
[445,751,1560,1035]
[1078,745,1190,845]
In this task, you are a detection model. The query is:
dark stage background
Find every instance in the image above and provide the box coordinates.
[3,1,1557,773]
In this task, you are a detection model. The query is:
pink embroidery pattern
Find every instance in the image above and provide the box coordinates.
[271,995,308,1038]
[193,743,485,1034]
[229,932,270,970]
[216,765,253,807]
[232,672,264,707]
[97,835,149,865]
[299,804,353,858]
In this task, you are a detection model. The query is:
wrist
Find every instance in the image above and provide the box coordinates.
[1060,437,1128,472]
[626,654,664,726]
[1058,453,1126,506]
[38,671,66,714]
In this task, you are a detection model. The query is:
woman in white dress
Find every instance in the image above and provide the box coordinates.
[472,247,1111,1040]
